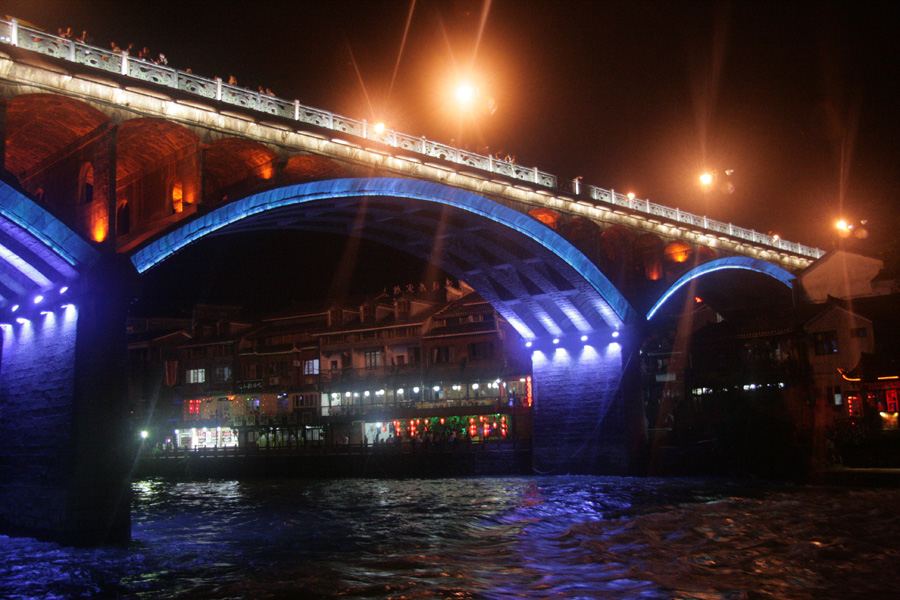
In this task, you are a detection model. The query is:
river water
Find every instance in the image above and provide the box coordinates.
[0,476,898,599]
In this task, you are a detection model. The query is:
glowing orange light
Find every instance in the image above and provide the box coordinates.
[172,181,184,213]
[455,82,476,107]
[91,221,108,242]
[373,122,386,135]
[664,241,692,264]
[627,192,635,200]
[695,296,703,304]
[699,173,713,186]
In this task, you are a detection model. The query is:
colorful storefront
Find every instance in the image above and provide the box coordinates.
[174,426,240,449]
[839,353,900,431]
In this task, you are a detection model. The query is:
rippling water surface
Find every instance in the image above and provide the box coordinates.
[1,476,899,599]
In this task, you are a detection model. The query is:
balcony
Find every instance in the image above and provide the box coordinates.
[320,364,424,384]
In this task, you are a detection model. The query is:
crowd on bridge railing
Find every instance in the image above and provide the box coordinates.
[0,16,825,261]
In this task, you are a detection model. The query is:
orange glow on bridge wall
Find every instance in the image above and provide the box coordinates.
[172,181,184,213]
[92,219,108,242]
[258,164,275,180]
[528,208,560,230]
[664,241,692,263]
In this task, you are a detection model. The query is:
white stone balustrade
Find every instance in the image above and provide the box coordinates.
[0,17,825,260]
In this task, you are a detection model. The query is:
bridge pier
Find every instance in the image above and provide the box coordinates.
[531,336,645,475]
[0,256,134,545]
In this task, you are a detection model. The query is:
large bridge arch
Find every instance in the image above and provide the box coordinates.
[132,177,636,339]
[132,177,644,474]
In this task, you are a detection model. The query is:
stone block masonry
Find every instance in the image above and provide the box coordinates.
[0,256,134,545]
[531,339,643,475]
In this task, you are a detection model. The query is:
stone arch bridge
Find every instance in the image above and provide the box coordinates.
[0,20,821,545]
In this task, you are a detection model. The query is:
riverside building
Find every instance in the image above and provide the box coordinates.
[131,282,532,451]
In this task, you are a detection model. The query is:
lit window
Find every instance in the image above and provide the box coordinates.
[827,385,843,406]
[365,351,380,370]
[303,359,320,375]
[187,368,206,384]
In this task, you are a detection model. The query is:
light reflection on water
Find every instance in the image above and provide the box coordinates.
[1,476,899,599]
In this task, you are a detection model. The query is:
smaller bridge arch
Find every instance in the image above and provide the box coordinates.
[646,256,796,320]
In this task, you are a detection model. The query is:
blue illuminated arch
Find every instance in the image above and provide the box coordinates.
[131,177,635,328]
[0,181,99,307]
[646,256,795,320]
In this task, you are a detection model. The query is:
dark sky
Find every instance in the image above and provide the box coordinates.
[5,0,900,307]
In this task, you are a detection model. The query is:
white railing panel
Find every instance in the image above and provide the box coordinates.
[425,141,456,162]
[457,150,490,170]
[129,60,177,87]
[260,96,291,117]
[177,73,218,98]
[492,160,517,178]
[221,85,263,111]
[16,29,68,57]
[396,133,425,153]
[511,164,536,183]
[298,107,334,128]
[332,116,363,137]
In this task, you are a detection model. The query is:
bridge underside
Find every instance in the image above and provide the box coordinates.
[0,178,96,307]
[133,177,644,475]
[134,178,637,341]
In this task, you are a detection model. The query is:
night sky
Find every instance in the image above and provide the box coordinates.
[4,0,899,309]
